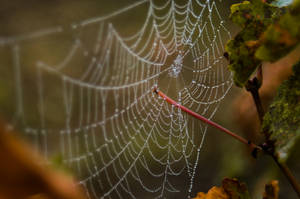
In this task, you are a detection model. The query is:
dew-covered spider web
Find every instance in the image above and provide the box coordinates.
[0,0,236,198]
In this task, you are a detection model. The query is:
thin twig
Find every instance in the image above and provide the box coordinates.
[272,154,300,198]
[153,87,261,151]
[246,78,265,125]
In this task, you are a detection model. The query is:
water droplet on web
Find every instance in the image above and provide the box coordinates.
[71,23,78,29]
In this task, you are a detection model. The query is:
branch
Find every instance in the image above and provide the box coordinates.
[245,66,272,140]
[245,78,265,125]
[153,87,261,152]
[245,68,300,198]
[272,154,300,198]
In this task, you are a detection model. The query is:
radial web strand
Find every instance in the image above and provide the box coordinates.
[0,0,235,198]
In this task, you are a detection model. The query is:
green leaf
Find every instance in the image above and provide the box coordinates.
[226,0,282,87]
[256,0,300,62]
[262,61,300,162]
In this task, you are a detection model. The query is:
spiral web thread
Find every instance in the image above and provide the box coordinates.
[1,0,233,198]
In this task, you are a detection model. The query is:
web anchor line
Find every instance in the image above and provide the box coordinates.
[153,87,261,152]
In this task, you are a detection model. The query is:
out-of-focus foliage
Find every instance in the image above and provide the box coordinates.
[0,120,85,199]
[263,180,279,199]
[50,154,72,176]
[194,178,250,199]
[262,61,300,162]
[225,0,282,87]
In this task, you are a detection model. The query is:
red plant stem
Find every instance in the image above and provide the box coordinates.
[153,88,260,150]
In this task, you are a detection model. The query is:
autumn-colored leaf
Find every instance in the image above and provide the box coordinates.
[194,179,281,199]
[194,186,229,199]
[263,180,279,199]
[226,0,300,86]
[194,178,250,199]
[225,0,282,87]
[222,178,250,199]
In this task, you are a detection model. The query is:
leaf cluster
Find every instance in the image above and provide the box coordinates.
[226,0,300,163]
[226,0,300,87]
[226,0,282,87]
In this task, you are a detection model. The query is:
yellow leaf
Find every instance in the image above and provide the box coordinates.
[194,186,229,199]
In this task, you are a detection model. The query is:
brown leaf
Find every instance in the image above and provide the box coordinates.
[222,178,250,199]
[194,178,250,199]
[263,180,279,199]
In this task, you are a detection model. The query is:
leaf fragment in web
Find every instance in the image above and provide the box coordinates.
[225,0,282,87]
[262,61,300,162]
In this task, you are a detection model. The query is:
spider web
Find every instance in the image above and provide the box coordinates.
[0,0,234,198]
